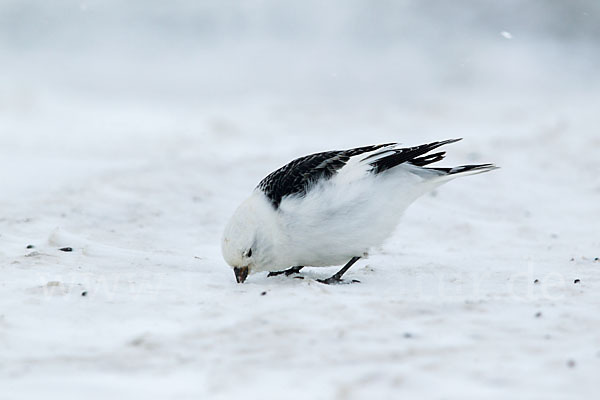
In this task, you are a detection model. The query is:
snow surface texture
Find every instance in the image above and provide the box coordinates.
[1,1,599,399]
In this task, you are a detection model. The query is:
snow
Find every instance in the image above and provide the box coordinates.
[2,1,600,399]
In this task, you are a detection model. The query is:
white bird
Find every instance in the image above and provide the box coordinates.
[222,139,496,284]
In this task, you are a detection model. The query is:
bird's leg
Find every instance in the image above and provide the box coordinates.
[267,266,304,277]
[317,257,361,284]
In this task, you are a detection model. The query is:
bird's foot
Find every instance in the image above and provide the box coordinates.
[316,276,361,285]
[267,266,304,277]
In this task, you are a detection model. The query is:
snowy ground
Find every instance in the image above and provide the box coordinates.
[2,1,600,399]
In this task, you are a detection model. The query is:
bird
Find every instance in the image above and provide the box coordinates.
[221,138,497,284]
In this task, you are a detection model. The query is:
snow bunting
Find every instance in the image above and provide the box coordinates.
[222,139,496,284]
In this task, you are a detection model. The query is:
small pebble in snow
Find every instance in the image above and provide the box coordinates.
[81,291,88,297]
[59,247,73,252]
[403,332,413,338]
[26,244,34,249]
[535,312,542,318]
[260,291,267,296]
[594,257,599,262]
[567,360,576,368]
[534,279,540,284]
[574,279,580,284]
[570,257,575,262]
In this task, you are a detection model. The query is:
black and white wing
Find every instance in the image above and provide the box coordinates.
[257,138,494,209]
[257,143,394,208]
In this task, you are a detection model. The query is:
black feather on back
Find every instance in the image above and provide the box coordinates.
[258,144,393,209]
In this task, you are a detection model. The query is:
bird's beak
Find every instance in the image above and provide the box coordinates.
[233,266,249,283]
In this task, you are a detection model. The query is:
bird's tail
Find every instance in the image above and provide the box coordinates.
[427,163,499,182]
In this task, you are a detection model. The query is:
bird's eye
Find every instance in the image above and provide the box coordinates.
[246,248,252,257]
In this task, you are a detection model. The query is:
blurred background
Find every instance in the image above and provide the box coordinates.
[1,0,598,161]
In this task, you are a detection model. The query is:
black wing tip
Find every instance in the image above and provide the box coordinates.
[445,138,463,143]
[410,151,447,167]
[370,138,463,173]
[434,138,463,148]
[451,163,499,175]
[428,138,462,146]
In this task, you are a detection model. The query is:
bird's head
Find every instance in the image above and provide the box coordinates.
[221,192,276,283]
